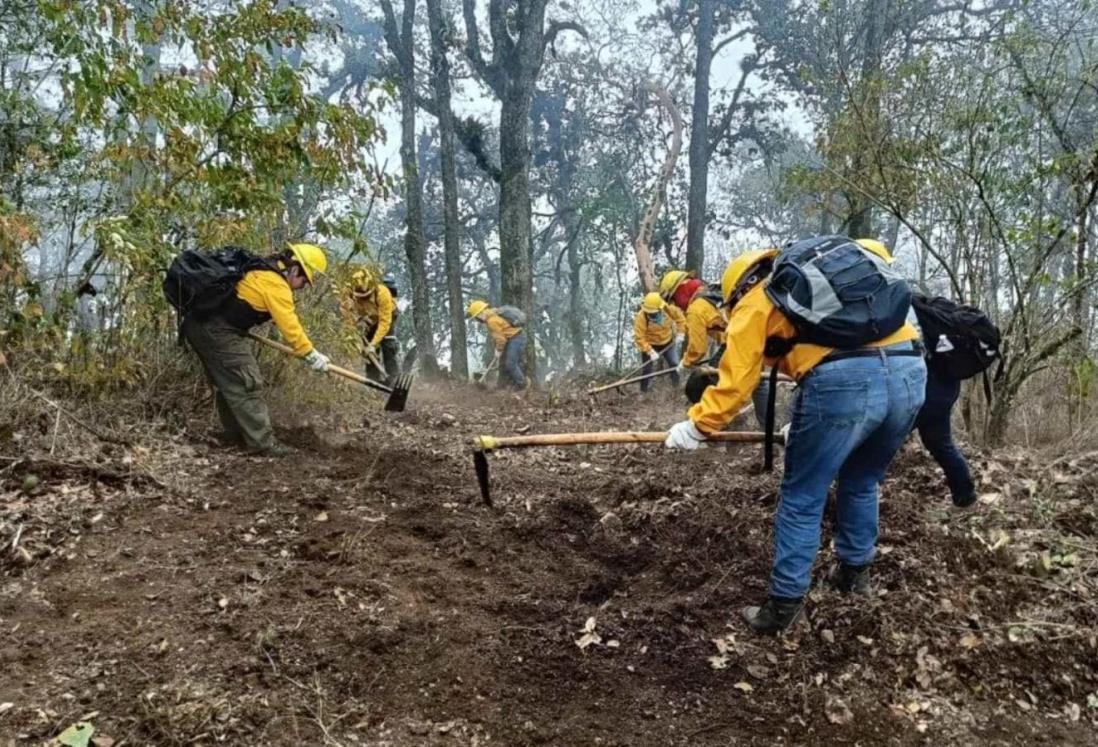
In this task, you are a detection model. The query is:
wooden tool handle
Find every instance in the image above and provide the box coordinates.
[248,332,393,393]
[587,366,677,395]
[474,430,778,450]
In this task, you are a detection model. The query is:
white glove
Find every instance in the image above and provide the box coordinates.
[665,420,708,450]
[675,334,685,346]
[647,350,660,363]
[677,360,688,373]
[303,350,330,372]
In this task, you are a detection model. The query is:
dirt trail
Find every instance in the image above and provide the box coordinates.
[2,383,1097,745]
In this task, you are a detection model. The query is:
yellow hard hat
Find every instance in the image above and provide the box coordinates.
[351,267,378,297]
[467,299,490,318]
[641,292,665,314]
[855,238,894,264]
[658,270,694,300]
[287,243,328,284]
[720,248,780,306]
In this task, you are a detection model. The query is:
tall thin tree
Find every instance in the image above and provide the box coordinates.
[425,0,469,377]
[381,0,439,374]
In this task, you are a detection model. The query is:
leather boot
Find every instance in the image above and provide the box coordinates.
[741,596,804,634]
[829,562,871,596]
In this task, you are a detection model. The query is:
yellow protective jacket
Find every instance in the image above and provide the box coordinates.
[236,269,314,356]
[688,284,920,434]
[485,311,522,352]
[633,305,686,354]
[683,293,726,367]
[347,284,396,346]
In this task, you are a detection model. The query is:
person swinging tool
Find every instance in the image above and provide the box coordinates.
[664,237,926,635]
[345,268,400,384]
[658,269,726,371]
[661,267,770,419]
[633,292,685,392]
[165,242,332,456]
[468,299,527,390]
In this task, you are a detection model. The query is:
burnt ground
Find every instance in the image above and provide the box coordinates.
[2,379,1098,746]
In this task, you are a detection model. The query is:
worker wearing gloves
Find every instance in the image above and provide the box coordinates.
[665,239,925,634]
[468,300,527,389]
[346,268,400,384]
[633,292,686,392]
[182,243,330,456]
[659,270,726,370]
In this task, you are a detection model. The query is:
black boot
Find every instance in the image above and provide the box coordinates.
[951,491,977,509]
[741,596,804,635]
[829,562,871,596]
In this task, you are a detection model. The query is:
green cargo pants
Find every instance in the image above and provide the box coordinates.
[182,316,275,451]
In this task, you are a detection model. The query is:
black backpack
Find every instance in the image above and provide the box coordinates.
[765,235,912,350]
[761,235,912,470]
[163,247,276,321]
[911,294,1001,381]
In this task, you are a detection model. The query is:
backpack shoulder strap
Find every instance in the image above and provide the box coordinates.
[764,365,780,472]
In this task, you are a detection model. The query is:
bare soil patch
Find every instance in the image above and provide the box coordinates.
[3,383,1097,745]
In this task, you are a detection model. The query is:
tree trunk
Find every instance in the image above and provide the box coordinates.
[633,83,682,292]
[497,88,534,315]
[425,0,468,377]
[381,0,438,375]
[461,0,587,384]
[845,0,884,239]
[685,0,714,274]
[565,217,586,367]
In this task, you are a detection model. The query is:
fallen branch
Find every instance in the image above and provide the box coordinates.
[7,456,168,491]
[27,388,133,446]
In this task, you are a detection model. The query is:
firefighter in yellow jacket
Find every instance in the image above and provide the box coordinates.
[468,300,526,389]
[659,270,726,369]
[345,268,399,383]
[182,243,330,456]
[664,240,926,634]
[633,292,685,391]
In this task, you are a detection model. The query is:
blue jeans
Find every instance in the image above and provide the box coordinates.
[640,341,681,391]
[500,332,526,389]
[771,345,927,599]
[915,369,974,502]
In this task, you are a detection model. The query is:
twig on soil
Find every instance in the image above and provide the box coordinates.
[1041,450,1098,475]
[49,407,62,455]
[701,564,737,603]
[26,387,133,446]
[8,455,170,490]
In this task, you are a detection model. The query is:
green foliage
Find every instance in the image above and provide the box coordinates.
[1,0,389,394]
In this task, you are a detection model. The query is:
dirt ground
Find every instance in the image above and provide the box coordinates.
[2,378,1098,746]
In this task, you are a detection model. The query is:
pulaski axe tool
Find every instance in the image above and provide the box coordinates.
[248,332,413,412]
[586,367,680,395]
[586,359,652,396]
[472,354,500,389]
[471,429,783,506]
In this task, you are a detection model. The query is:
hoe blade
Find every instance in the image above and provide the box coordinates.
[473,450,492,506]
[384,373,414,412]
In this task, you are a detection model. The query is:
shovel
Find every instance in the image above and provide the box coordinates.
[248,332,413,412]
[471,428,783,506]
